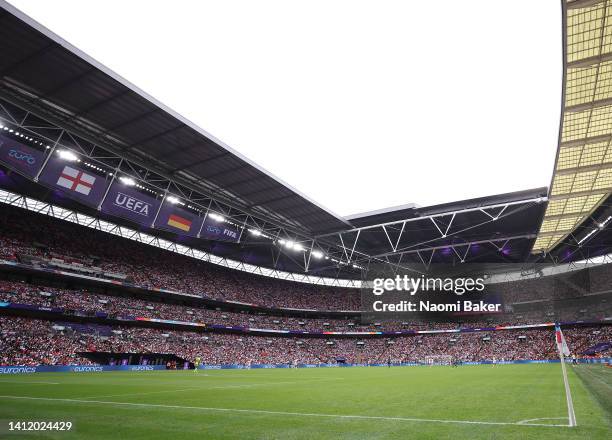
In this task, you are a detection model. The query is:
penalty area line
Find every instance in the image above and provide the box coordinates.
[0,395,570,428]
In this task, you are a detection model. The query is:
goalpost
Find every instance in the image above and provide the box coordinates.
[423,355,453,366]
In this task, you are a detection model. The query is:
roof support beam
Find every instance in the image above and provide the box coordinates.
[549,189,611,200]
[0,42,55,77]
[567,52,612,69]
[225,175,274,192]
[542,211,593,221]
[105,108,160,133]
[565,97,612,113]
[555,162,612,175]
[316,197,546,238]
[34,67,98,104]
[560,134,611,148]
[125,124,185,149]
[537,229,576,238]
[248,193,296,208]
[371,235,536,260]
[170,152,230,174]
[203,163,249,181]
[567,0,606,10]
[71,90,131,118]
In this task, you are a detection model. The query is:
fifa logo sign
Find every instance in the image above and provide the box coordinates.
[223,229,238,239]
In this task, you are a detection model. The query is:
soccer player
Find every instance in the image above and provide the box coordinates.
[194,356,201,372]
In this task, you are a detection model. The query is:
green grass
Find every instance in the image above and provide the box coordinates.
[573,364,612,427]
[0,364,610,439]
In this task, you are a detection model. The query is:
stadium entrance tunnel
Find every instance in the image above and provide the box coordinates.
[78,352,192,369]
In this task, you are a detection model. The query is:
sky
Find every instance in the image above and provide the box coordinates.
[9,0,562,218]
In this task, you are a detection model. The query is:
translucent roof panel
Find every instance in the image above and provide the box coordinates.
[534,0,612,253]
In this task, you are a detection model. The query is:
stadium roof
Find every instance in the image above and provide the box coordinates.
[0,0,349,236]
[534,0,612,254]
[319,188,548,267]
[1,0,610,276]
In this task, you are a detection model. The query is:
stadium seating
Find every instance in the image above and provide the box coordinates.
[0,205,360,311]
[1,205,611,368]
[1,316,610,367]
[1,205,611,319]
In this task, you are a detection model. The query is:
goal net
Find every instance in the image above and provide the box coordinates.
[423,355,453,366]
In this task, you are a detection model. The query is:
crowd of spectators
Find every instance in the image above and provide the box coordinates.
[0,279,362,331]
[1,277,609,334]
[4,279,600,333]
[1,205,611,317]
[0,206,360,310]
[0,317,97,366]
[2,316,610,367]
[563,326,612,355]
[0,280,500,332]
[493,265,612,305]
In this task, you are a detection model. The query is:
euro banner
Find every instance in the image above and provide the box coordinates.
[0,133,46,177]
[200,215,240,242]
[38,155,111,208]
[101,180,162,226]
[154,199,204,238]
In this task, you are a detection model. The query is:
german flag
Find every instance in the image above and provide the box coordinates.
[167,214,192,232]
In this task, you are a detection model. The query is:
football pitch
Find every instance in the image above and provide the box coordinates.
[0,364,610,439]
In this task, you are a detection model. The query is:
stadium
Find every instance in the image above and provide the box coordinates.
[0,1,610,439]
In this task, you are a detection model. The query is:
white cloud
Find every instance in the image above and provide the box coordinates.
[10,0,562,217]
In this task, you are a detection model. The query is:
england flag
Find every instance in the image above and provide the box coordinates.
[56,166,95,195]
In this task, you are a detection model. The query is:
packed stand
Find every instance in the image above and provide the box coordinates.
[0,280,574,332]
[0,205,360,310]
[3,316,609,367]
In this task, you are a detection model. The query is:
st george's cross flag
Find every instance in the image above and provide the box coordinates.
[56,166,96,196]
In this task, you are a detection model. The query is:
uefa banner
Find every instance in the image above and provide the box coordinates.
[38,155,111,207]
[0,134,46,177]
[154,199,204,238]
[200,215,240,242]
[101,181,162,226]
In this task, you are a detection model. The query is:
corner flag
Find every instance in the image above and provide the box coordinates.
[555,324,570,356]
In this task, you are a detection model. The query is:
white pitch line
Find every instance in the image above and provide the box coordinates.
[0,395,571,428]
[516,417,568,425]
[0,381,60,385]
[558,354,577,427]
